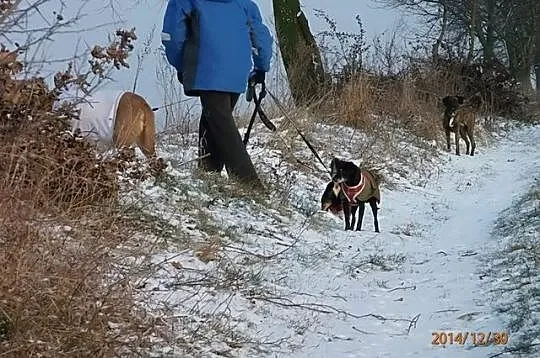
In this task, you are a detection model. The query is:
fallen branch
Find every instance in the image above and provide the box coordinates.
[351,326,376,335]
[251,294,419,325]
[407,313,421,334]
[387,285,416,293]
[223,215,310,261]
[175,153,210,167]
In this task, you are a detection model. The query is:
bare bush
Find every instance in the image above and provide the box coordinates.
[0,27,138,210]
[0,5,163,353]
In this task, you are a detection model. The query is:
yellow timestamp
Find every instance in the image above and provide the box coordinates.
[432,331,509,346]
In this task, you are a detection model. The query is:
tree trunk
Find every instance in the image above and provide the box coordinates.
[507,43,534,94]
[484,0,496,65]
[534,4,540,93]
[432,3,447,62]
[503,2,537,95]
[536,62,540,92]
[467,0,477,64]
[273,0,326,106]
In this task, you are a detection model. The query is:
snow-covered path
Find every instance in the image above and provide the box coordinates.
[353,126,539,357]
[395,125,540,357]
[278,125,540,358]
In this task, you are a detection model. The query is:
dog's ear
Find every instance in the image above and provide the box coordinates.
[330,157,338,172]
[442,95,464,111]
[345,160,359,171]
[325,181,334,191]
[441,96,451,107]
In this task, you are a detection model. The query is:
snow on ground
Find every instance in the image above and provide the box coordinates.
[119,121,539,357]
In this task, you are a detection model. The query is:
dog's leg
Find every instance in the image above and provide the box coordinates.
[369,198,380,233]
[355,202,365,231]
[468,127,476,156]
[448,113,455,128]
[343,202,352,230]
[445,128,451,152]
[114,93,140,154]
[113,94,129,148]
[460,127,470,155]
[138,109,157,160]
[454,128,460,156]
[350,205,357,230]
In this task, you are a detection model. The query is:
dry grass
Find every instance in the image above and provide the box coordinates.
[0,139,158,357]
[313,62,478,144]
[195,236,223,263]
[333,74,375,130]
[0,29,165,358]
[329,72,442,140]
[0,199,155,357]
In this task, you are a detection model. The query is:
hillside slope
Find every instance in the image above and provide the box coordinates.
[121,122,539,358]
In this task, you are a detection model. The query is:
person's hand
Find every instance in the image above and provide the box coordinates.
[249,70,265,85]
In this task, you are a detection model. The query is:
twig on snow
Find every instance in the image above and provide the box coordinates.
[387,285,416,292]
[352,326,376,335]
[251,294,419,326]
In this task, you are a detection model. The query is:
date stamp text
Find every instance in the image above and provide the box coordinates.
[432,331,509,346]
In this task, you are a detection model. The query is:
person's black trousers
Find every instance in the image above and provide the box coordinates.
[198,91,261,186]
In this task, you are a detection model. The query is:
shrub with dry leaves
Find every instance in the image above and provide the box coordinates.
[0,26,163,357]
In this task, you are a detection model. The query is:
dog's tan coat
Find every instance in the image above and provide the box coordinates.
[449,103,477,156]
[112,92,156,160]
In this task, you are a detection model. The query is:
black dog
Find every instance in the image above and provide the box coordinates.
[329,158,381,232]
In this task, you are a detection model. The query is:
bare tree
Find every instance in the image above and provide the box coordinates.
[497,0,539,93]
[376,0,539,94]
[535,10,540,94]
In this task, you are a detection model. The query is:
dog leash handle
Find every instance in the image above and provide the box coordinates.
[243,82,276,145]
[246,79,256,102]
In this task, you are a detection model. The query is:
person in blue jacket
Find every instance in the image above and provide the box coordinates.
[161,0,273,188]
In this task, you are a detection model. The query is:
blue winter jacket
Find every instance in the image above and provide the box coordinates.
[161,0,273,95]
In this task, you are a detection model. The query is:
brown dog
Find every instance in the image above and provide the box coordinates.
[113,92,157,160]
[70,90,157,160]
[441,95,480,156]
[2,70,159,162]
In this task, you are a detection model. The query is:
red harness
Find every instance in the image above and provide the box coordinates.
[340,172,367,205]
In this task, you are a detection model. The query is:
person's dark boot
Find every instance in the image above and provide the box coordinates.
[198,111,224,173]
[200,91,263,188]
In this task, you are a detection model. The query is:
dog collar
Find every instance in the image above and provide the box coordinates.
[340,173,366,203]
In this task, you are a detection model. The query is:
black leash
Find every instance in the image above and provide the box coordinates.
[151,98,190,112]
[265,88,332,178]
[243,81,276,145]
